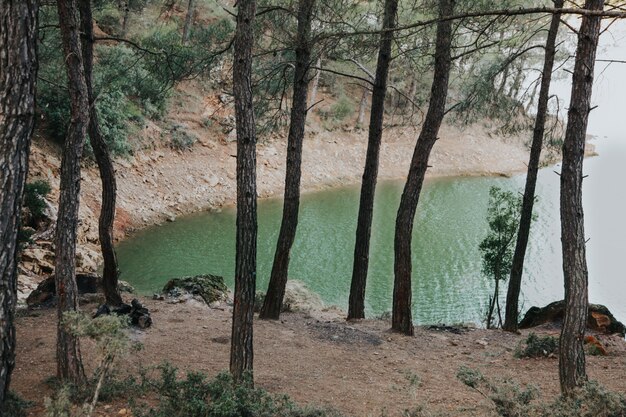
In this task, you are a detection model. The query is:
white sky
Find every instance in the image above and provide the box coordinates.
[551,20,626,139]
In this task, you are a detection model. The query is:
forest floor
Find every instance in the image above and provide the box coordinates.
[11,297,626,417]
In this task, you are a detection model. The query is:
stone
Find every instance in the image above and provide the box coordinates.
[162,274,228,306]
[118,280,135,294]
[519,300,626,337]
[26,273,102,306]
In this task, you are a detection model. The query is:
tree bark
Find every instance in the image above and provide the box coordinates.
[347,0,398,320]
[355,86,369,129]
[79,0,123,307]
[559,0,603,396]
[55,0,89,385]
[392,0,454,335]
[504,0,563,333]
[259,0,315,321]
[309,56,322,105]
[121,1,130,36]
[230,0,257,385]
[0,0,38,405]
[182,0,195,45]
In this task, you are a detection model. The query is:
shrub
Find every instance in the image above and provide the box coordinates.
[1,391,32,417]
[534,381,626,417]
[168,125,197,151]
[23,179,52,225]
[330,96,354,121]
[458,366,626,417]
[90,89,134,157]
[457,366,537,417]
[134,366,343,417]
[514,333,558,358]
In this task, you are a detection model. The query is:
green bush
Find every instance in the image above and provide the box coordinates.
[458,367,626,417]
[1,391,32,417]
[457,366,537,417]
[168,125,197,151]
[514,333,558,358]
[90,89,134,157]
[134,365,343,417]
[330,96,354,121]
[23,179,52,225]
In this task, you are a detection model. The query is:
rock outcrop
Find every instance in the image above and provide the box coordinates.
[519,300,626,337]
[26,274,134,307]
[162,274,228,306]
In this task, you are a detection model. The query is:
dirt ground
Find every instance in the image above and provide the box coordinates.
[11,297,626,417]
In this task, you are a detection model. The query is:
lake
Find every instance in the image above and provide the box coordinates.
[116,138,626,325]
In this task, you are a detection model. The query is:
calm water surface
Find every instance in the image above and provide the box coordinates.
[116,138,626,325]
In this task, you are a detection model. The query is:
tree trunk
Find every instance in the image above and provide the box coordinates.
[347,0,398,320]
[0,0,38,405]
[392,0,454,335]
[79,0,123,307]
[55,0,90,385]
[259,0,315,320]
[121,1,130,36]
[309,56,322,105]
[559,0,603,396]
[182,0,195,45]
[355,86,369,129]
[504,0,563,333]
[230,0,257,385]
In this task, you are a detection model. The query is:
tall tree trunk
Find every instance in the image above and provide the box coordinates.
[78,0,123,306]
[121,1,130,36]
[504,0,563,333]
[347,0,398,320]
[392,0,454,335]
[508,58,526,100]
[0,0,38,405]
[355,86,369,129]
[559,0,603,395]
[55,0,90,384]
[259,0,315,320]
[230,0,257,385]
[309,55,322,105]
[182,0,195,45]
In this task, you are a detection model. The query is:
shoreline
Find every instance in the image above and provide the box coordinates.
[19,121,553,300]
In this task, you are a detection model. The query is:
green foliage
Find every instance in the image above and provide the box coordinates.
[23,180,52,224]
[329,96,354,122]
[515,333,558,358]
[458,368,626,417]
[36,3,232,155]
[44,313,142,416]
[44,386,73,417]
[61,312,140,362]
[134,366,343,417]
[479,186,524,328]
[168,124,198,151]
[479,187,522,280]
[140,19,234,89]
[457,367,537,417]
[1,391,32,417]
[533,381,626,417]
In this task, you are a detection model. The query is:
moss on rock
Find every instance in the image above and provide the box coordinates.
[162,274,228,306]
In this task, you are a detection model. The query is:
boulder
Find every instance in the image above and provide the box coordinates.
[27,273,102,306]
[519,300,626,337]
[254,280,323,314]
[26,274,132,307]
[162,274,228,306]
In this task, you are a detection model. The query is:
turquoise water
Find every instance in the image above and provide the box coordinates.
[115,138,626,325]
